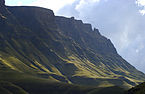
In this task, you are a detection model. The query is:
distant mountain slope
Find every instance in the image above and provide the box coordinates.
[0,0,145,93]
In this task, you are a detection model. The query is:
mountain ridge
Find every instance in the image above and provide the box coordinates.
[0,1,145,93]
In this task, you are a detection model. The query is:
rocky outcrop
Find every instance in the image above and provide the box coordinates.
[0,0,5,14]
[0,0,5,7]
[8,6,56,30]
[55,16,117,54]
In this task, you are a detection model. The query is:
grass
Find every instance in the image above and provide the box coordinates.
[0,68,126,94]
[0,5,144,94]
[0,81,29,94]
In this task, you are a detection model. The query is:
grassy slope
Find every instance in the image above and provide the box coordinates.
[0,3,144,94]
[0,5,144,88]
[0,81,29,94]
[0,69,125,94]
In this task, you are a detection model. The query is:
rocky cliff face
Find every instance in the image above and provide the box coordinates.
[0,0,5,7]
[0,0,6,19]
[0,0,145,90]
[55,16,117,55]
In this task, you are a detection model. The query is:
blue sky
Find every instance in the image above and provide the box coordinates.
[5,0,145,73]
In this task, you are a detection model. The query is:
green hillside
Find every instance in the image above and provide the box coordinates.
[0,0,145,93]
[0,68,125,94]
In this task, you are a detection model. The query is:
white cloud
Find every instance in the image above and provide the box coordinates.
[139,9,145,15]
[75,0,100,10]
[136,0,145,6]
[17,1,23,6]
[136,0,145,15]
[30,0,75,12]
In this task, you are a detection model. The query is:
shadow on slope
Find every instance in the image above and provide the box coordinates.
[126,82,145,94]
[0,69,125,94]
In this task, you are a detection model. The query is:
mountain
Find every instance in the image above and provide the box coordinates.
[126,82,145,94]
[0,0,145,93]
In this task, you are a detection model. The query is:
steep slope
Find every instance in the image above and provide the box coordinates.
[0,0,144,91]
[6,6,145,87]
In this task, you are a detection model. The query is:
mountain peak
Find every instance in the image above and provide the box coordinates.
[0,0,5,7]
[0,5,145,92]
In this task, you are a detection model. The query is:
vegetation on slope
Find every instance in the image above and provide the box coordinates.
[0,0,145,93]
[5,6,145,88]
[0,69,125,94]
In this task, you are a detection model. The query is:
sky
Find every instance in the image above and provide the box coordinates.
[5,0,145,73]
